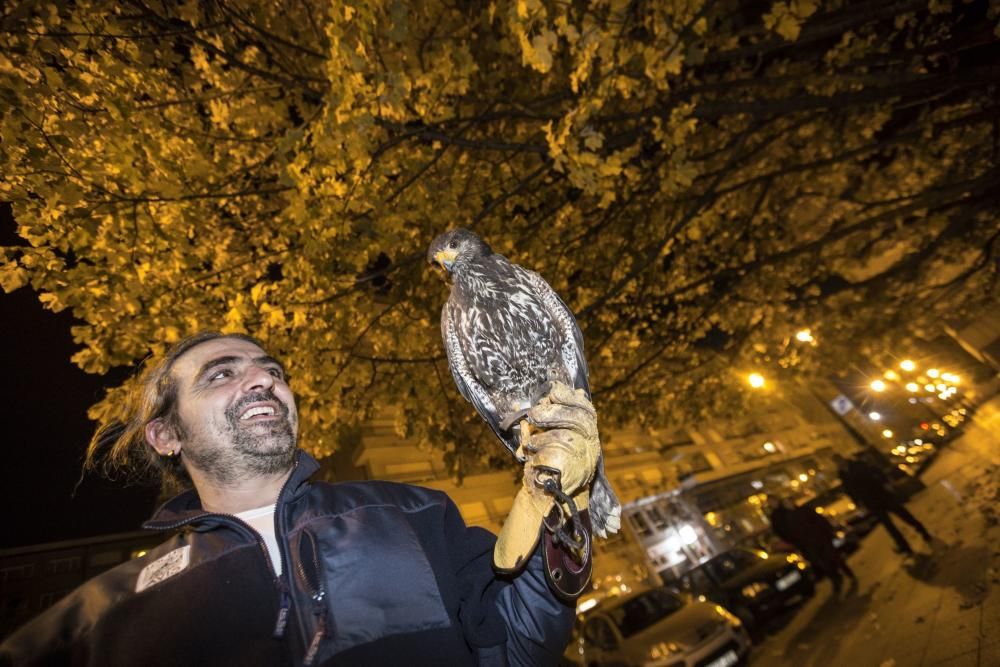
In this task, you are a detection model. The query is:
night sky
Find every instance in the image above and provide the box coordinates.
[1,203,158,549]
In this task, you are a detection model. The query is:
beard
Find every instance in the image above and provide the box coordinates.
[182,390,298,485]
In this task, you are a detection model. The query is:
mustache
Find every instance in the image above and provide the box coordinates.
[226,390,291,423]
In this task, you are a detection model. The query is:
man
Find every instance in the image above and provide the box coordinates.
[767,496,856,593]
[1,332,595,666]
[833,453,933,555]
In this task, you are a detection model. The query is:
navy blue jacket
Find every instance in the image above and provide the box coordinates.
[0,452,574,666]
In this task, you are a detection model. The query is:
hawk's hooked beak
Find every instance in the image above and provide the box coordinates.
[433,249,457,273]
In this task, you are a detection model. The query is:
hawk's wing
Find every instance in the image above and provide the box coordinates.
[441,302,516,456]
[518,267,591,398]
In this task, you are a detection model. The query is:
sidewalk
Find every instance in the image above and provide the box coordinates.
[749,396,1000,667]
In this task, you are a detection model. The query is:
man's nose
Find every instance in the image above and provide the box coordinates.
[241,364,275,392]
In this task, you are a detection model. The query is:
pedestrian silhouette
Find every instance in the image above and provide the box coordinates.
[832,453,933,554]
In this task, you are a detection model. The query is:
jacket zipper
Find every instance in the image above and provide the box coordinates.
[270,459,301,639]
[296,529,329,666]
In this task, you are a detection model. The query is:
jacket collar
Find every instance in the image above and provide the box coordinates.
[143,449,321,530]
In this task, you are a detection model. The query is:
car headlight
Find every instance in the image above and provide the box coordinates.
[648,640,684,662]
[715,604,742,627]
[741,581,769,598]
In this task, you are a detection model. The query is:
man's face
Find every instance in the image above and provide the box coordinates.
[167,337,299,483]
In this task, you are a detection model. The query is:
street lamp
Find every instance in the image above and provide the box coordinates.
[795,329,814,343]
[900,360,916,372]
[870,379,887,392]
[926,368,940,378]
[868,411,881,421]
[905,382,919,392]
[881,429,893,438]
[748,373,766,389]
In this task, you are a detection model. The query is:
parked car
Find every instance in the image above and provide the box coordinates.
[676,548,815,635]
[805,490,877,539]
[562,587,750,667]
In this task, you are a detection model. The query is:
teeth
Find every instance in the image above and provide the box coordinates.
[241,406,276,420]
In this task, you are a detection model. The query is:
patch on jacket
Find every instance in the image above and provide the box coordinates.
[135,545,191,593]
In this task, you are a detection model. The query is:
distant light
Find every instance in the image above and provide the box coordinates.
[927,368,940,378]
[882,429,894,438]
[795,329,814,343]
[905,456,917,463]
[914,438,923,445]
[883,371,899,381]
[870,379,887,392]
[924,384,936,392]
[908,398,918,404]
[944,373,960,384]
[900,360,916,372]
[920,422,929,429]
[905,382,920,392]
[578,598,598,613]
[762,441,777,453]
[133,550,148,559]
[798,473,809,482]
[751,480,764,490]
[748,373,765,388]
[868,411,881,421]
[679,524,699,545]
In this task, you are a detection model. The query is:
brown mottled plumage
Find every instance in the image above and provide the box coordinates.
[427,228,621,538]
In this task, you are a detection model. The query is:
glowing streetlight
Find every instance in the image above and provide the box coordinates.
[762,441,777,453]
[924,384,936,392]
[882,429,894,438]
[795,329,814,343]
[941,372,959,384]
[926,368,940,378]
[868,411,881,421]
[748,373,766,389]
[870,379,887,392]
[905,382,920,392]
[798,473,809,482]
[883,370,900,381]
[900,360,916,372]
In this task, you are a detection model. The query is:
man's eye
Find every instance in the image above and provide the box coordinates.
[267,368,284,379]
[209,369,232,381]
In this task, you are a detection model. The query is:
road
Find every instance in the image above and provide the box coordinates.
[749,396,1000,667]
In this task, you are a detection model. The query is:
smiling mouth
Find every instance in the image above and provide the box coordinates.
[240,405,277,420]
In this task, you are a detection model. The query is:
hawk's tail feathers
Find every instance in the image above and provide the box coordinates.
[588,457,622,539]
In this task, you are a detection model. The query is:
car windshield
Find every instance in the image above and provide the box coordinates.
[702,550,761,582]
[606,589,685,638]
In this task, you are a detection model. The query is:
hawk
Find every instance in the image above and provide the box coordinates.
[427,228,621,538]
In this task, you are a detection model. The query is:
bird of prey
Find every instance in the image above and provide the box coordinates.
[427,228,621,538]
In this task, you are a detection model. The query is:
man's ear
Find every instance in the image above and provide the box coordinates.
[145,418,181,456]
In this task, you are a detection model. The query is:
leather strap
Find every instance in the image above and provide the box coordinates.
[542,508,592,602]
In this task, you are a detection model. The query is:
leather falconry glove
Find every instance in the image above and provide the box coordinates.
[494,381,600,601]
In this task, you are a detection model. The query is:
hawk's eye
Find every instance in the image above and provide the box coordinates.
[448,240,458,249]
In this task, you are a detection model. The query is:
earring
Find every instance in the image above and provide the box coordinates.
[165,450,176,458]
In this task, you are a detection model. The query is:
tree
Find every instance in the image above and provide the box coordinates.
[2,0,998,473]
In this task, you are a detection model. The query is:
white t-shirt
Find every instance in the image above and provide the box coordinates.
[234,504,282,576]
